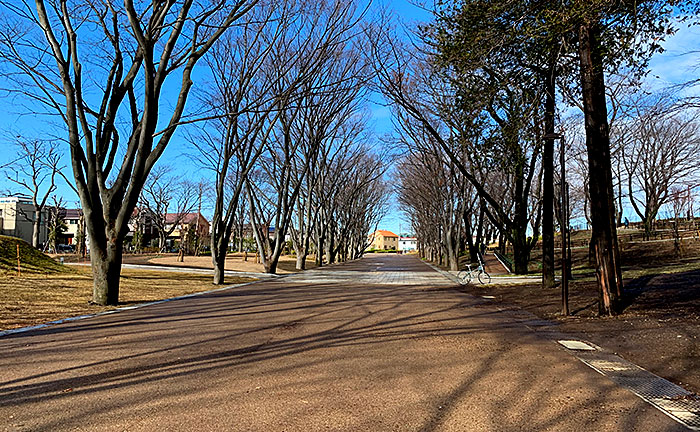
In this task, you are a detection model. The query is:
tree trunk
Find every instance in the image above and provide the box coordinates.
[265,256,279,273]
[32,210,41,249]
[446,239,459,271]
[512,225,529,274]
[263,234,286,274]
[90,235,123,305]
[296,253,307,270]
[212,234,227,285]
[442,222,460,271]
[316,234,324,267]
[578,20,623,315]
[325,235,334,265]
[542,64,556,289]
[464,210,479,264]
[159,233,167,253]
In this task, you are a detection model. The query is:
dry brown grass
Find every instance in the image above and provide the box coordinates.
[0,266,255,330]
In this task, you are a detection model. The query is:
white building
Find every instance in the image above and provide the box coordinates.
[0,194,48,246]
[62,208,82,245]
[398,236,417,252]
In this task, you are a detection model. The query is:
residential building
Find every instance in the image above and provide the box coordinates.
[126,208,159,247]
[0,194,48,246]
[368,230,399,250]
[164,212,210,248]
[398,236,417,252]
[59,208,90,252]
[61,208,82,245]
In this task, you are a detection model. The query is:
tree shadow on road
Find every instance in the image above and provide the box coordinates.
[0,257,686,431]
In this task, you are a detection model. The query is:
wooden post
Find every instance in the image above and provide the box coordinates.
[17,243,21,277]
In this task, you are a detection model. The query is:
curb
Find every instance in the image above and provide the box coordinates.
[0,258,354,339]
[70,262,282,279]
[0,279,262,338]
[419,255,700,430]
[491,252,513,274]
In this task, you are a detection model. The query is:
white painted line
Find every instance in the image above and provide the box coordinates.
[492,253,512,274]
[482,295,496,299]
[558,340,597,351]
[0,324,49,336]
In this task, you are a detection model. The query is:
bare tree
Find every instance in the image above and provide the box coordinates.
[332,152,389,261]
[193,0,301,284]
[369,21,543,274]
[669,186,690,257]
[140,166,198,253]
[45,195,66,253]
[621,99,700,239]
[4,139,62,248]
[0,0,258,304]
[195,0,370,279]
[397,150,470,271]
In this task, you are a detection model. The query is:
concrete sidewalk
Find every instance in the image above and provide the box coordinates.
[0,255,687,431]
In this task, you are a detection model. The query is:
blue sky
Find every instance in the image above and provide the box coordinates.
[0,2,697,236]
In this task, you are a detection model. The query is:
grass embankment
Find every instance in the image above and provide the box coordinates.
[0,235,67,274]
[0,236,256,330]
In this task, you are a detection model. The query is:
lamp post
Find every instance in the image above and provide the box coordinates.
[544,132,569,316]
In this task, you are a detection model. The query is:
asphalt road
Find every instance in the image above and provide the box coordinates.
[0,255,688,431]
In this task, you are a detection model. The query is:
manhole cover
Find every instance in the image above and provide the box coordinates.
[558,340,596,351]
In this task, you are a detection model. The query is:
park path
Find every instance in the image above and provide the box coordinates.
[0,255,687,431]
[482,252,510,275]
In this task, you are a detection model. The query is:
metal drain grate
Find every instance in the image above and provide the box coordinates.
[577,353,700,430]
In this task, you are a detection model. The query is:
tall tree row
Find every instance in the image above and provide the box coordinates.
[0,0,385,302]
[374,0,684,314]
[194,0,385,282]
[0,0,260,305]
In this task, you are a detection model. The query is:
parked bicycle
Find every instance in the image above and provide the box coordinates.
[457,262,491,285]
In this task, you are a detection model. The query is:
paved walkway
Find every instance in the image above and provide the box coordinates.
[0,255,687,431]
[482,253,510,275]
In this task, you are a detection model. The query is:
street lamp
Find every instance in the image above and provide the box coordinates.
[544,132,569,316]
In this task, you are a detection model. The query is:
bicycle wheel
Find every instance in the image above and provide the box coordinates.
[478,270,491,284]
[457,270,471,284]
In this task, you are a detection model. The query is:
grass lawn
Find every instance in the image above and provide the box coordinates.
[0,266,255,331]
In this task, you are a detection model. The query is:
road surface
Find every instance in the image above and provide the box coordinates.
[0,255,687,431]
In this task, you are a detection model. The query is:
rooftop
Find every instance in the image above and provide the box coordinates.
[375,230,398,238]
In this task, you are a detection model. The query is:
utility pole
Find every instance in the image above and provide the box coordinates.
[545,132,569,316]
[560,136,570,316]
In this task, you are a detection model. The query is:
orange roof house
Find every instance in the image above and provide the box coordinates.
[368,230,399,251]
